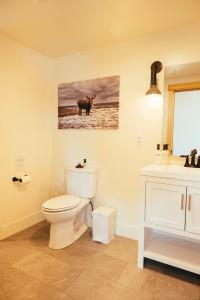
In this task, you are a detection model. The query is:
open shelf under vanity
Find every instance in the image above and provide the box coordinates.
[144,228,200,274]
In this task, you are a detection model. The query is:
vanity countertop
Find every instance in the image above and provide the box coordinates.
[141,164,200,182]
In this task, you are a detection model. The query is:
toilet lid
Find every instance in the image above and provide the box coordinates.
[42,194,80,212]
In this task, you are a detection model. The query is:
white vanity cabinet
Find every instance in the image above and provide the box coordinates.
[138,165,200,275]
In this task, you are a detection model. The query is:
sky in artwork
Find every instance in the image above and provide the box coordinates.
[58,75,119,107]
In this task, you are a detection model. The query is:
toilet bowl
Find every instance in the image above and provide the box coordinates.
[42,194,90,249]
[42,167,96,249]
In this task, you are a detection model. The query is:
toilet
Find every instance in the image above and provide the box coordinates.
[42,167,96,249]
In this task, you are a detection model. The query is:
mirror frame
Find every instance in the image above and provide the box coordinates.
[167,81,200,155]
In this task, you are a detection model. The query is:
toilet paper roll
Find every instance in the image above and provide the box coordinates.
[20,175,32,184]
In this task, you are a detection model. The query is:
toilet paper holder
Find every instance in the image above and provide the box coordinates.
[12,175,31,183]
[12,176,22,183]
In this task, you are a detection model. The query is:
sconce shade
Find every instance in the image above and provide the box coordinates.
[146,61,163,95]
[146,85,162,95]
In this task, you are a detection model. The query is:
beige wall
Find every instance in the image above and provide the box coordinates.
[1,23,200,240]
[0,35,54,238]
[53,25,200,238]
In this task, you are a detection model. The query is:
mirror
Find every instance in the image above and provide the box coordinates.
[163,61,200,156]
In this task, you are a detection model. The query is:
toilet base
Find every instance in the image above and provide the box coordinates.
[48,200,90,249]
[49,221,72,249]
[74,223,88,242]
[49,222,88,249]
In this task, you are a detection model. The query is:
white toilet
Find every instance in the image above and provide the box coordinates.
[42,167,96,249]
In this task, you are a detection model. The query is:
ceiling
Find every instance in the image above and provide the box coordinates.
[0,0,200,57]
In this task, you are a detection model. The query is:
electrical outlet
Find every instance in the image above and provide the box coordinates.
[136,136,143,147]
[15,156,25,172]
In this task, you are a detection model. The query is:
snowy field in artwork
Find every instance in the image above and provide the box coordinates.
[58,107,119,129]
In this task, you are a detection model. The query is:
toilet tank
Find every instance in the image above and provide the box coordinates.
[66,167,96,198]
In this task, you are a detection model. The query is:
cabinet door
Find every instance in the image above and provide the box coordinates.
[186,187,200,235]
[145,182,186,230]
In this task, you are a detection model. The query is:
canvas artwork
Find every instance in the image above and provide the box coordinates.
[58,75,119,129]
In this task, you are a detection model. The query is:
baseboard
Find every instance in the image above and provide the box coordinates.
[115,222,138,240]
[1,211,45,240]
[0,213,138,241]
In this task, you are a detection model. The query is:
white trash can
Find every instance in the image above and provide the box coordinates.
[92,206,116,244]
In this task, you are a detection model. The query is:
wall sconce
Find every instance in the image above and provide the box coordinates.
[146,61,163,96]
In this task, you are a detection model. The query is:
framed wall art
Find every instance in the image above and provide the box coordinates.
[58,75,119,129]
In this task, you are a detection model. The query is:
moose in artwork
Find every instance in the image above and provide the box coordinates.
[77,95,96,116]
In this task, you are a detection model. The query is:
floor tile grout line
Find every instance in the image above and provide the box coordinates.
[9,261,78,299]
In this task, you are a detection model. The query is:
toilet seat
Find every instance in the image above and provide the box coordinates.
[42,194,80,212]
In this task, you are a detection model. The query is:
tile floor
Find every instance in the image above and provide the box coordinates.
[0,221,199,300]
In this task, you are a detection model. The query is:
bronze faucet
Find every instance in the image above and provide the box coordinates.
[180,149,199,168]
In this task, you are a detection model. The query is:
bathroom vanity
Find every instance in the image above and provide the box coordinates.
[138,164,200,275]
